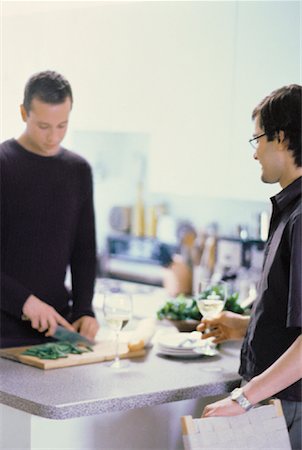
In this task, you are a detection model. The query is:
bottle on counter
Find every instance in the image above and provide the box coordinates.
[132,181,145,237]
[162,254,193,297]
[146,205,158,238]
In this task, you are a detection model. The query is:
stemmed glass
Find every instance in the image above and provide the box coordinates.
[103,291,133,369]
[195,279,228,355]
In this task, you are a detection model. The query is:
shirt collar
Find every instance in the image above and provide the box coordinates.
[270,176,302,213]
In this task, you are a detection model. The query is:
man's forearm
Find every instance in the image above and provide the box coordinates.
[244,335,302,404]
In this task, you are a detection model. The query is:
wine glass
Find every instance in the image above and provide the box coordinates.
[195,279,228,355]
[103,291,132,369]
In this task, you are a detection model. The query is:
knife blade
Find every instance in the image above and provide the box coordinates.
[53,326,95,346]
[21,315,95,346]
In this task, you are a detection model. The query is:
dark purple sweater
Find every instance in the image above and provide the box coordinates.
[1,139,96,347]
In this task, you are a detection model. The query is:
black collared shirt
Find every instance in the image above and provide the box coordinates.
[239,176,302,401]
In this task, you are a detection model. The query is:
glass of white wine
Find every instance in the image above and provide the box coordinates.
[196,279,228,354]
[103,291,132,369]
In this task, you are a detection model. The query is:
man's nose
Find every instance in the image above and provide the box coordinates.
[46,128,59,143]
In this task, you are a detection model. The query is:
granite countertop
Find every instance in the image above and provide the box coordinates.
[0,340,242,420]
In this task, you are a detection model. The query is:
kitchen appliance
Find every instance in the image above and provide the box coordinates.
[101,235,179,285]
[109,206,132,233]
[215,237,265,270]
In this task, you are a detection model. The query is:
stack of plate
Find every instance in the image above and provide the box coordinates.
[156,332,218,358]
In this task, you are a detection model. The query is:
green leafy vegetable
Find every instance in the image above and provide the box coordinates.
[157,295,201,321]
[21,341,93,360]
[157,290,246,321]
[224,292,245,314]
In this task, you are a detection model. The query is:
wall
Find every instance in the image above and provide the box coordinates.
[1,1,300,246]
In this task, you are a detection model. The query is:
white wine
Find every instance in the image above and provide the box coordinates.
[197,299,224,318]
[105,315,130,332]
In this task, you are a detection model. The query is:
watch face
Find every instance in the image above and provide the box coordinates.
[231,388,252,410]
[231,388,242,400]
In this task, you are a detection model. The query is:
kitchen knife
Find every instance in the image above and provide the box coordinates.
[21,315,95,346]
[53,326,95,346]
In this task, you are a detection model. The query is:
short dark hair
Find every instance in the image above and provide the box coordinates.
[23,70,73,113]
[252,84,301,167]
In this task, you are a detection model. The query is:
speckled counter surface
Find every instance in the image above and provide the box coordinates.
[0,341,242,420]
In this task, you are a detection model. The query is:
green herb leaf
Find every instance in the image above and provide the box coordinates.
[21,341,93,360]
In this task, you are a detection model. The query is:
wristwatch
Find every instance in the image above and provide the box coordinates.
[230,387,253,411]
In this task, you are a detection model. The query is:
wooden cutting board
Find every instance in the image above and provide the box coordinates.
[0,341,146,370]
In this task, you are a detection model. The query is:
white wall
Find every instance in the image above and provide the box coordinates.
[229,1,301,199]
[1,1,301,208]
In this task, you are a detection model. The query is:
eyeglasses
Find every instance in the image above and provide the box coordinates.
[248,132,266,149]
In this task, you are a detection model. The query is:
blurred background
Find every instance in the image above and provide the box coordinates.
[1,0,300,294]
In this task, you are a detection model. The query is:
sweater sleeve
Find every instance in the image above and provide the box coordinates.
[70,164,97,321]
[1,272,32,317]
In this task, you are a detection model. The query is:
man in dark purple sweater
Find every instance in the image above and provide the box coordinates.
[1,70,99,347]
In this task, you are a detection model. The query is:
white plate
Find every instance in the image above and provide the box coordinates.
[157,344,198,355]
[157,348,203,358]
[157,345,218,358]
[157,332,204,350]
[156,332,218,357]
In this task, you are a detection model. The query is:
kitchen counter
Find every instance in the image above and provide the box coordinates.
[0,340,241,420]
[1,282,243,450]
[0,337,242,450]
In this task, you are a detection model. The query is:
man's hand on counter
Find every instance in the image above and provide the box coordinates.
[72,316,99,341]
[22,294,76,336]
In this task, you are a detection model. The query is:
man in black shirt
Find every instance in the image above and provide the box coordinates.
[1,71,99,347]
[198,85,302,449]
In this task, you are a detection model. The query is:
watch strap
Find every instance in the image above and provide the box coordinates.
[231,388,253,411]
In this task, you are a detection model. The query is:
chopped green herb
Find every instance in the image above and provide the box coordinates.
[22,341,93,360]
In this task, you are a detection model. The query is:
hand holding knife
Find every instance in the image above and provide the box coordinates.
[22,314,95,346]
[21,295,95,345]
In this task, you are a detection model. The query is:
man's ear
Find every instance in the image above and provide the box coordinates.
[20,104,28,122]
[277,130,289,152]
[278,130,285,144]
